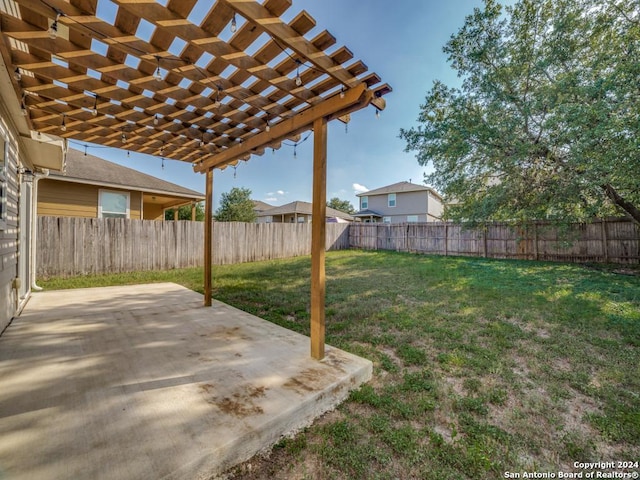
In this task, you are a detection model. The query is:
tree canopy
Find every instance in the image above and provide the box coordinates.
[215,187,257,222]
[327,197,356,214]
[400,0,640,225]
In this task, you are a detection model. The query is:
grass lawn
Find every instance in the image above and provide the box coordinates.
[40,250,640,479]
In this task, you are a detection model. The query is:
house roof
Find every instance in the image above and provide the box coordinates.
[252,200,274,212]
[258,201,353,220]
[49,149,204,199]
[357,181,442,199]
[352,209,384,218]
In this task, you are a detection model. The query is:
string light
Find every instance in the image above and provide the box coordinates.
[265,118,270,132]
[84,145,87,156]
[375,108,380,119]
[127,151,130,158]
[231,14,237,33]
[213,86,221,109]
[233,165,237,179]
[92,95,98,116]
[14,68,21,82]
[200,132,205,147]
[121,132,127,143]
[161,157,165,170]
[295,60,302,87]
[20,98,27,116]
[154,114,159,125]
[48,14,60,39]
[340,87,345,99]
[154,57,162,82]
[60,114,66,132]
[293,143,297,159]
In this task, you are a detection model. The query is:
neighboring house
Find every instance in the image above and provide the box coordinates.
[38,149,204,221]
[257,201,353,223]
[354,181,443,223]
[252,200,273,218]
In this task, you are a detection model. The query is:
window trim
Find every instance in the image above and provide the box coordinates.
[383,216,391,224]
[360,195,368,210]
[98,189,130,219]
[388,193,396,208]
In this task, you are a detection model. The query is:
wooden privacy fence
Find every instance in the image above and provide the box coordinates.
[37,217,350,278]
[349,219,640,264]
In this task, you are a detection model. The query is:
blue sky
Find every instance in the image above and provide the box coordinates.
[75,0,488,211]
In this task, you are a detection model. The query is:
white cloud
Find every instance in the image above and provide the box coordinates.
[265,197,277,202]
[352,183,369,194]
[277,190,285,195]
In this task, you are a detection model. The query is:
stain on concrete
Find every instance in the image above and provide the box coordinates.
[283,368,328,394]
[204,385,268,418]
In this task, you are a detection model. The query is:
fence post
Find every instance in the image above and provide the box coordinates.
[601,218,609,263]
[482,227,488,258]
[444,223,448,256]
[533,223,539,261]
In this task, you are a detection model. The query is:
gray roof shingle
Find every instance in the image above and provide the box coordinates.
[356,181,441,198]
[51,149,204,199]
[257,201,353,220]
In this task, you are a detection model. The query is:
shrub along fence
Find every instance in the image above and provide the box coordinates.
[37,217,350,278]
[349,218,640,264]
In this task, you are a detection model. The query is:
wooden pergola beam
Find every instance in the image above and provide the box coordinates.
[222,0,359,88]
[194,83,372,172]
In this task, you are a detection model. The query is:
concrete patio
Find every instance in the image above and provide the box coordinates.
[0,283,372,480]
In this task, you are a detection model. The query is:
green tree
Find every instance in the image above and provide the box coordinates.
[215,187,257,222]
[400,0,640,225]
[164,202,204,221]
[327,197,355,214]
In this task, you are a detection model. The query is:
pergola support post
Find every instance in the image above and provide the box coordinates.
[204,168,213,307]
[311,117,328,360]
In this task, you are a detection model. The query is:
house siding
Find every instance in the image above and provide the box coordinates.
[38,179,142,219]
[366,191,432,224]
[0,112,20,331]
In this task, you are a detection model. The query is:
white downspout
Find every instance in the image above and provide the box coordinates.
[30,168,49,291]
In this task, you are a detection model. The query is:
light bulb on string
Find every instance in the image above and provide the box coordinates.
[293,144,297,159]
[48,14,60,39]
[233,166,237,179]
[161,157,165,170]
[154,114,159,126]
[213,87,221,109]
[20,101,27,116]
[60,114,66,132]
[154,57,163,82]
[231,14,237,33]
[92,95,98,116]
[14,68,21,82]
[265,118,270,133]
[84,145,87,157]
[375,108,380,119]
[121,132,127,143]
[200,133,205,147]
[127,150,130,158]
[340,87,345,99]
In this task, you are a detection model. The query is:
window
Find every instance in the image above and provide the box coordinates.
[388,193,396,207]
[407,215,418,223]
[297,216,305,223]
[99,190,130,218]
[361,196,368,210]
[383,216,391,223]
[0,137,7,229]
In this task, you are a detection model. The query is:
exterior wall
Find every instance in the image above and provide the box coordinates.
[427,191,444,221]
[0,112,20,331]
[38,179,142,219]
[363,191,428,223]
[143,203,165,220]
[270,213,311,223]
[360,190,444,223]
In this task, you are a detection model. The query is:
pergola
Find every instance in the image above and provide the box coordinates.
[0,0,391,360]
